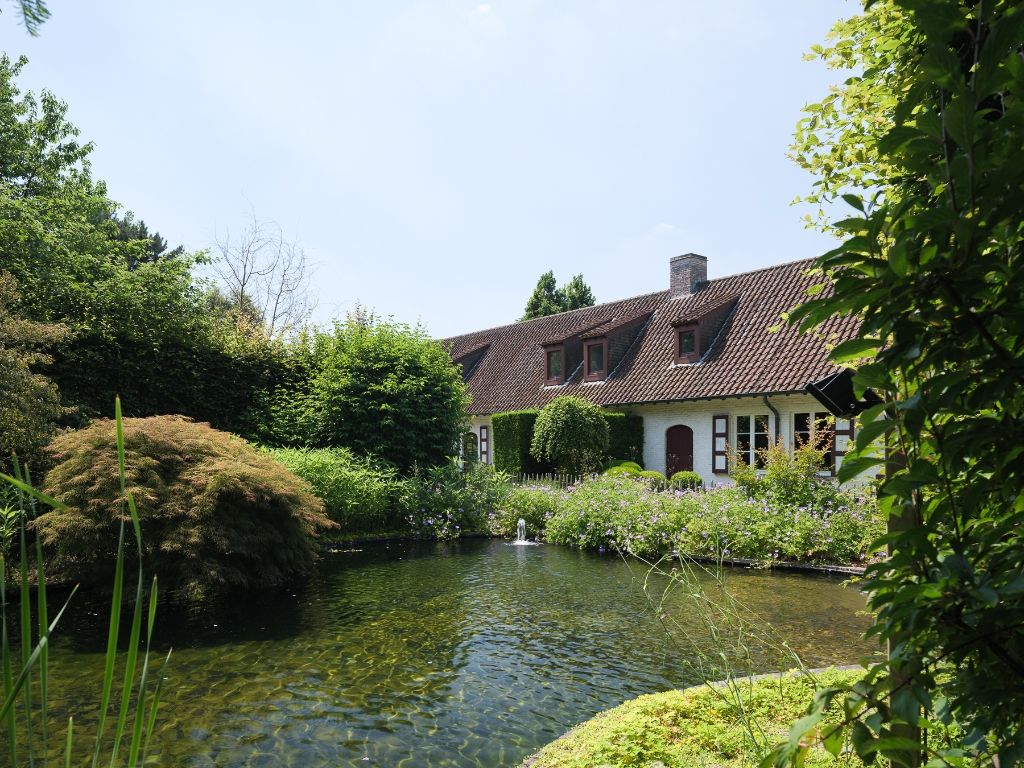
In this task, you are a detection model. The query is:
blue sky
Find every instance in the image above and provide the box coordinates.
[5,0,854,337]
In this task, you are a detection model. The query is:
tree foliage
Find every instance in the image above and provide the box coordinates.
[36,416,334,598]
[0,271,67,468]
[530,396,609,475]
[113,211,185,270]
[258,314,470,472]
[769,1,1024,765]
[1,0,48,35]
[0,55,291,433]
[521,271,596,320]
[561,273,597,311]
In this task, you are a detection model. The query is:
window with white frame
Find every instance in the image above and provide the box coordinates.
[793,412,835,472]
[736,414,770,469]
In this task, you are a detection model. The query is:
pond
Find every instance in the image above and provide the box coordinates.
[23,539,875,767]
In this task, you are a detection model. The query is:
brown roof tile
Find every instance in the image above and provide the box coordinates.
[443,259,856,415]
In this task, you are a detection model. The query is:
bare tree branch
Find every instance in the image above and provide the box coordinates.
[213,213,315,338]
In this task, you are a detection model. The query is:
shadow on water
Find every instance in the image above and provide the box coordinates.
[9,539,877,768]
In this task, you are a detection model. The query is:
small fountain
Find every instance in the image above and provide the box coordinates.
[510,517,537,546]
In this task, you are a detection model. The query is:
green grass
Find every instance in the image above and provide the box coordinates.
[522,668,863,768]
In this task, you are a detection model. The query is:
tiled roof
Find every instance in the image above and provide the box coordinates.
[442,259,856,416]
[580,309,655,340]
[670,293,739,326]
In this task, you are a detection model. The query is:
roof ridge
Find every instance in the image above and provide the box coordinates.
[441,257,817,343]
[706,257,816,283]
[442,288,668,342]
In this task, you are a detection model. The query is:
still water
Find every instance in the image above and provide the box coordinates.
[18,539,875,767]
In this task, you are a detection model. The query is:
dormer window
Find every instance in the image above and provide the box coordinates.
[675,325,700,364]
[545,345,565,385]
[584,338,608,381]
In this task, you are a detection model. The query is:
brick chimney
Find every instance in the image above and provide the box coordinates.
[669,253,707,298]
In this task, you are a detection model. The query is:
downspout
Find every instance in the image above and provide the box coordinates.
[762,395,781,444]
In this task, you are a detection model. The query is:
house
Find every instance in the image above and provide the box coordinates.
[443,254,858,484]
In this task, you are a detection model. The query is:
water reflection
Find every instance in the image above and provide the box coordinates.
[13,539,875,768]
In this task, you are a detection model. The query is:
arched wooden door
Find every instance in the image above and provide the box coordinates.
[666,425,694,477]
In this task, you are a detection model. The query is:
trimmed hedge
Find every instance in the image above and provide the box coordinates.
[493,407,643,474]
[493,410,548,474]
[605,412,644,465]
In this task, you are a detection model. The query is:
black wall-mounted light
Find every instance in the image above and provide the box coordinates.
[806,368,882,418]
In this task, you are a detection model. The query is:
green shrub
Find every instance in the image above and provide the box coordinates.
[545,476,680,556]
[265,446,405,534]
[36,416,334,597]
[733,440,836,509]
[461,431,479,464]
[492,410,547,474]
[400,461,510,540]
[488,485,564,539]
[0,271,68,470]
[603,464,641,478]
[531,396,609,475]
[2,398,169,765]
[604,412,644,465]
[538,471,881,564]
[673,486,882,564]
[670,470,703,490]
[637,469,667,488]
[604,459,643,472]
[261,316,469,472]
[464,463,513,523]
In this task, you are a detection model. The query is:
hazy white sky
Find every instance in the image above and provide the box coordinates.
[4,0,855,337]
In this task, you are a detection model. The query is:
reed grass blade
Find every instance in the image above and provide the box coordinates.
[0,585,77,722]
[35,535,49,757]
[2,550,17,767]
[90,521,125,767]
[108,570,143,767]
[17,494,35,763]
[141,650,171,765]
[64,717,73,768]
[127,577,159,766]
[114,399,143,552]
[0,474,66,511]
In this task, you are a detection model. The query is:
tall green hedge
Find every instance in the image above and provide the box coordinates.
[493,410,548,474]
[605,412,644,465]
[492,408,644,473]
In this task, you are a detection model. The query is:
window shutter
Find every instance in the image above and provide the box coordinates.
[712,414,729,474]
[833,418,855,475]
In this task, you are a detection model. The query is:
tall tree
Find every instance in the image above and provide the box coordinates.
[521,271,563,320]
[0,55,284,432]
[113,212,185,270]
[561,273,596,311]
[521,271,596,320]
[768,1,1024,765]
